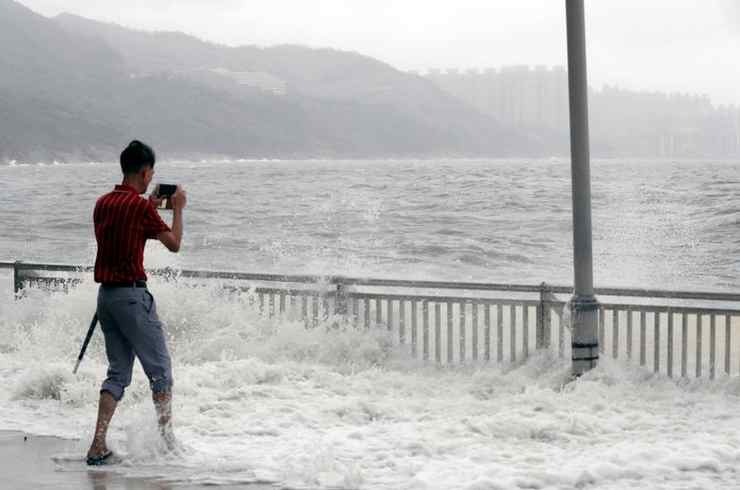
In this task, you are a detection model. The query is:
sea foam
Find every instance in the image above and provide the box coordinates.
[2,276,740,489]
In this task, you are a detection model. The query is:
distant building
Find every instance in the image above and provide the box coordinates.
[425,65,569,130]
[424,65,739,157]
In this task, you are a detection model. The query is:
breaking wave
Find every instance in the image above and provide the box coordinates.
[2,274,740,489]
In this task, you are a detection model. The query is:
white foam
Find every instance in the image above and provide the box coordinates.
[2,280,740,488]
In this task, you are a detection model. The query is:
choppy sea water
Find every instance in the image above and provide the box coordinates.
[2,158,740,489]
[2,158,740,289]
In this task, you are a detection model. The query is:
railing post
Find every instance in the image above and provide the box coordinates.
[335,281,348,315]
[537,282,554,349]
[13,260,23,298]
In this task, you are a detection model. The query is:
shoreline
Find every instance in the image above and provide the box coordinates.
[0,430,281,490]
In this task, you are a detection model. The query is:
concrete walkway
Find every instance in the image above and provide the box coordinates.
[0,431,280,490]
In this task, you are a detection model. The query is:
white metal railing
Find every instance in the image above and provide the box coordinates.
[3,260,740,378]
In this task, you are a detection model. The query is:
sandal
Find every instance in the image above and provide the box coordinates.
[86,450,115,466]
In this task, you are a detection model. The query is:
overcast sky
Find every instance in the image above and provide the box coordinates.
[20,0,740,106]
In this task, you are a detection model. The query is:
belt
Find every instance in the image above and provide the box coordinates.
[101,280,147,289]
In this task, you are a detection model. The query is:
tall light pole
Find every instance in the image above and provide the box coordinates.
[565,0,599,375]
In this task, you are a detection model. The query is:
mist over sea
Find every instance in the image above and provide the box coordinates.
[2,158,740,290]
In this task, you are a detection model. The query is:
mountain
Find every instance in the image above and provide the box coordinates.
[0,0,539,161]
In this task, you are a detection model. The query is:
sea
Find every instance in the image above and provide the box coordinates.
[2,158,740,489]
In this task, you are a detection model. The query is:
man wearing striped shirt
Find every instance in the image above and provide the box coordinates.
[87,140,186,465]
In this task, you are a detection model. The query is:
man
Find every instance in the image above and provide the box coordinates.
[86,140,186,465]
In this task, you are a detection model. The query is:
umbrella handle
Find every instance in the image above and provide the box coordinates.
[73,313,98,374]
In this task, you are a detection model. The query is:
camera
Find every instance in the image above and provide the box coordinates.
[153,184,177,209]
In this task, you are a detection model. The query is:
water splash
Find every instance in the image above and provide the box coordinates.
[3,279,740,488]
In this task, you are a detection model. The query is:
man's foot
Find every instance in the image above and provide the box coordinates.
[86,450,116,466]
[160,427,184,455]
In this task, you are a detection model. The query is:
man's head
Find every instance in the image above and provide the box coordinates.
[120,140,156,193]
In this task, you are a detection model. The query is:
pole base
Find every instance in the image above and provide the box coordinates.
[572,341,599,376]
[570,294,599,376]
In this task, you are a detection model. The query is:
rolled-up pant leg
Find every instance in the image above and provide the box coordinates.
[130,289,173,394]
[97,287,173,400]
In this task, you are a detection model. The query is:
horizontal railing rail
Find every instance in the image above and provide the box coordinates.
[4,260,740,378]
[5,260,740,301]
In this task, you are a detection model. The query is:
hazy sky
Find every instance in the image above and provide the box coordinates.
[20,0,740,105]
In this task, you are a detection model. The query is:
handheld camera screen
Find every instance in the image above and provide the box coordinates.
[157,184,177,198]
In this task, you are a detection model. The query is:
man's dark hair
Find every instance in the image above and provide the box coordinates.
[120,140,156,175]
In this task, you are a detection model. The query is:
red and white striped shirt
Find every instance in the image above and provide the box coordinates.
[93,184,170,283]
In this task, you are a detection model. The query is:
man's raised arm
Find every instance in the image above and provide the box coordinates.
[158,187,186,253]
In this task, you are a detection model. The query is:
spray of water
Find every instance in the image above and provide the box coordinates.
[2,272,740,488]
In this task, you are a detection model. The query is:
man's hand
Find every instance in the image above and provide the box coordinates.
[170,187,187,211]
[149,193,165,209]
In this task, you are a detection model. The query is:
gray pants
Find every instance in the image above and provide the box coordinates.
[97,286,173,401]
